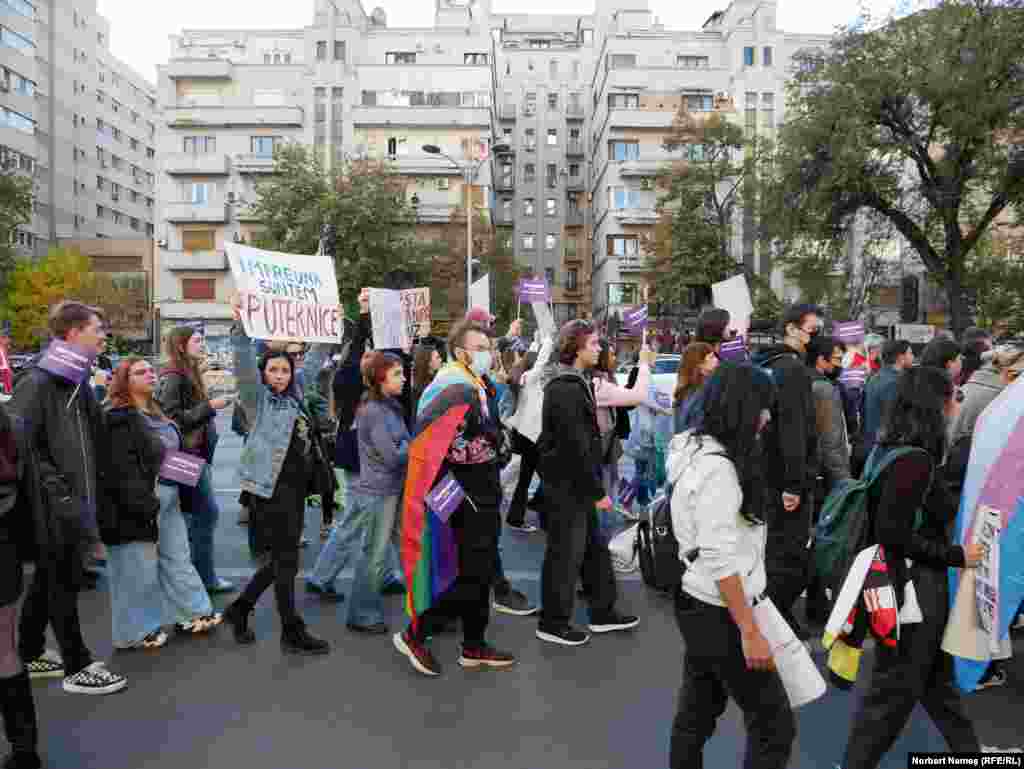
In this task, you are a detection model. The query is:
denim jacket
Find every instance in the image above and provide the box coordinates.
[232,324,330,499]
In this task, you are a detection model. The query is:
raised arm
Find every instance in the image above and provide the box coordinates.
[230,298,261,425]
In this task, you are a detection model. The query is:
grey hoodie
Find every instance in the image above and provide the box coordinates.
[948,363,1003,445]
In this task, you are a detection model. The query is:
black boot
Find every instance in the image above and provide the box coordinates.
[281,619,330,656]
[1,670,42,769]
[224,599,256,645]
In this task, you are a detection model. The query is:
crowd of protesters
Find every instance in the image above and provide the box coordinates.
[0,293,1021,769]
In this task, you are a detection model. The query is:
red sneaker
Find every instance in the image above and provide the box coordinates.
[393,630,441,677]
[458,644,517,669]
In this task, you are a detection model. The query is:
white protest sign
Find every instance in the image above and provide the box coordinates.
[369,289,407,350]
[470,274,490,316]
[712,274,754,340]
[225,243,342,343]
[531,301,556,339]
[402,287,431,340]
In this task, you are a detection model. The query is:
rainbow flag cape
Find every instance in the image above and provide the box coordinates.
[401,364,481,631]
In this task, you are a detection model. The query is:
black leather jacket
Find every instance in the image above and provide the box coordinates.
[99,407,167,546]
[156,369,214,457]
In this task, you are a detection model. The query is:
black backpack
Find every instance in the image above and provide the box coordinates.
[635,484,683,593]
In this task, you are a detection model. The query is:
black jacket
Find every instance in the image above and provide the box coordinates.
[156,369,213,458]
[99,407,167,546]
[752,344,817,496]
[537,366,605,504]
[8,365,106,543]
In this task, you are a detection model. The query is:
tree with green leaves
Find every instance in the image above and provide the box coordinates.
[0,167,34,292]
[960,225,1024,333]
[765,0,1024,336]
[649,108,772,308]
[251,145,434,315]
[4,247,92,348]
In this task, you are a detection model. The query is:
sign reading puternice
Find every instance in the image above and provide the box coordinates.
[225,243,342,343]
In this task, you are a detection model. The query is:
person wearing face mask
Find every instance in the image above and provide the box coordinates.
[223,298,336,655]
[750,304,820,641]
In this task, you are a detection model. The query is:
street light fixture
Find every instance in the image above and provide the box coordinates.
[422,142,510,314]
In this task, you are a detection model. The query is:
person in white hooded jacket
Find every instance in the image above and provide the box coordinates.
[667,363,795,769]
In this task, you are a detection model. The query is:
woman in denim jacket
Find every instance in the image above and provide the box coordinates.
[223,300,334,655]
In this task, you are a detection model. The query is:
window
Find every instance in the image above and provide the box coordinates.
[182,278,216,301]
[608,187,642,209]
[254,90,284,106]
[523,163,535,183]
[547,128,558,146]
[524,92,536,115]
[316,41,327,60]
[96,175,105,190]
[2,0,34,20]
[607,235,641,257]
[549,59,558,79]
[130,217,139,231]
[523,128,536,149]
[608,54,636,70]
[386,52,416,65]
[608,93,639,109]
[572,61,581,80]
[334,41,346,61]
[523,198,535,216]
[545,234,557,251]
[182,227,215,251]
[763,46,773,67]
[677,55,709,69]
[743,46,754,66]
[183,136,216,154]
[568,163,580,179]
[745,91,758,131]
[464,53,487,65]
[547,93,558,111]
[544,268,555,286]
[96,204,105,219]
[0,26,34,55]
[0,107,33,134]
[2,67,34,96]
[609,141,639,161]
[567,268,578,291]
[264,53,271,64]
[545,198,556,215]
[762,92,775,128]
[529,39,550,49]
[502,127,512,142]
[501,199,512,219]
[187,182,213,204]
[522,234,535,250]
[546,164,558,188]
[685,93,714,112]
[285,53,292,63]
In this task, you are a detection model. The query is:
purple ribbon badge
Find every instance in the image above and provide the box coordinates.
[159,451,207,487]
[834,321,865,345]
[622,304,649,333]
[517,278,551,303]
[719,337,749,362]
[426,473,465,524]
[37,340,96,385]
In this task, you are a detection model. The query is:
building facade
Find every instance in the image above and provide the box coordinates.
[0,0,157,259]
[155,0,830,333]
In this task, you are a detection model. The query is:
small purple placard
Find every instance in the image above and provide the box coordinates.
[426,473,465,524]
[37,340,95,385]
[623,304,649,332]
[719,337,749,362]
[159,451,207,487]
[517,278,551,303]
[835,321,865,345]
[653,390,672,410]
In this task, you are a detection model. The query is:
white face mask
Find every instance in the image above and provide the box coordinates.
[468,350,492,378]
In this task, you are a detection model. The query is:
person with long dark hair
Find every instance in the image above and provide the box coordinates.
[673,342,718,434]
[411,343,443,412]
[667,364,790,769]
[223,300,336,655]
[840,366,983,769]
[156,326,233,594]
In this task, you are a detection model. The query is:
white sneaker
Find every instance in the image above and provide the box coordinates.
[62,662,127,695]
[25,649,64,679]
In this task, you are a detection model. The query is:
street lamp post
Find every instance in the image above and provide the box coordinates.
[422,142,509,315]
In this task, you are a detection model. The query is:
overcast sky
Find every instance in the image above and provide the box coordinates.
[95,0,888,86]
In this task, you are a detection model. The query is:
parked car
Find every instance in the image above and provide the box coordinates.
[616,354,680,394]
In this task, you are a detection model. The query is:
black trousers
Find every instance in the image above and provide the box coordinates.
[539,483,616,630]
[18,543,93,675]
[842,565,979,768]
[507,430,538,527]
[239,546,301,626]
[671,590,795,769]
[764,488,812,636]
[416,463,501,648]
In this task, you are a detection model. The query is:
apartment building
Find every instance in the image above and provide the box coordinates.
[156,0,829,332]
[0,0,157,258]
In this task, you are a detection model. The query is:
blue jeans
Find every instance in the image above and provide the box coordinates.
[346,493,401,627]
[156,483,213,623]
[183,464,221,587]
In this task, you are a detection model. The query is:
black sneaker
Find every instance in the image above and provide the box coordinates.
[393,629,442,676]
[281,621,330,656]
[61,662,127,695]
[588,613,640,634]
[536,625,591,646]
[493,589,539,617]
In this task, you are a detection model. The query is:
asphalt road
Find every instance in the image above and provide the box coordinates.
[13,411,1024,769]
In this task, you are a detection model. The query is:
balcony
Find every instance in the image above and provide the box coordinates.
[167,58,234,80]
[351,106,489,128]
[522,104,537,117]
[607,109,676,130]
[566,140,584,157]
[414,204,457,224]
[393,154,465,176]
[495,175,515,191]
[567,174,585,190]
[164,153,230,176]
[164,200,228,223]
[167,105,303,128]
[564,248,582,263]
[618,155,668,177]
[497,104,517,120]
[521,141,537,153]
[233,154,276,174]
[614,207,659,225]
[162,250,228,271]
[492,209,514,226]
[567,104,585,119]
[617,253,648,271]
[565,209,584,227]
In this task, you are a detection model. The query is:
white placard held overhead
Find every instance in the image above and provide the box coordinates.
[531,301,556,339]
[369,288,408,350]
[469,274,490,316]
[226,242,342,343]
[712,274,754,339]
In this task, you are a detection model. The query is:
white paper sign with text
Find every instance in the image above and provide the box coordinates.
[225,243,342,343]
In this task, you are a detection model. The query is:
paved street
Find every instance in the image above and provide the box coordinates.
[13,411,1024,769]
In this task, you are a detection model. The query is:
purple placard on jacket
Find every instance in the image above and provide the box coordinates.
[517,278,551,303]
[834,321,865,345]
[719,337,749,362]
[37,340,95,385]
[623,304,649,332]
[159,451,207,487]
[426,473,465,524]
